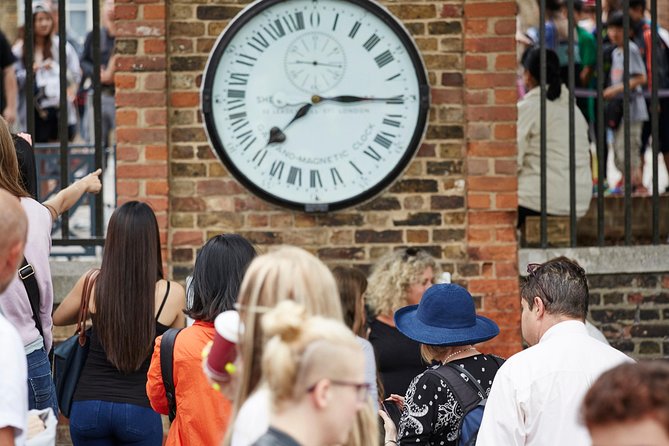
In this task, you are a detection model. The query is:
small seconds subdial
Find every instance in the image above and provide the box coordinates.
[284,32,346,93]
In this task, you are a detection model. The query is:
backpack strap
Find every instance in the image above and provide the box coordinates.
[18,257,46,349]
[430,363,483,417]
[160,328,183,422]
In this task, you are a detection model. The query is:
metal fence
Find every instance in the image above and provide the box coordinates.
[530,0,667,248]
[21,0,107,252]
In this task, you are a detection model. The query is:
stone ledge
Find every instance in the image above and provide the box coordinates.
[519,246,669,276]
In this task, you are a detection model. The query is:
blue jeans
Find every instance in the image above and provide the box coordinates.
[27,348,58,416]
[70,400,162,446]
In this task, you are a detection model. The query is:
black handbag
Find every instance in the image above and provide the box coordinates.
[53,269,99,418]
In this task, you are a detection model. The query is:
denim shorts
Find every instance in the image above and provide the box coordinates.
[26,348,58,416]
[69,400,162,446]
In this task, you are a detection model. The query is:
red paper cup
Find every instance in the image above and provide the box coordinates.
[205,310,240,382]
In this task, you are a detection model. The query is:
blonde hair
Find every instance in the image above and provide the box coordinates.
[366,249,440,317]
[234,246,343,407]
[420,344,462,363]
[261,301,361,409]
[0,117,30,198]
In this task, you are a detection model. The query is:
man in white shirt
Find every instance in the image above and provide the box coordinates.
[0,188,29,446]
[477,257,633,446]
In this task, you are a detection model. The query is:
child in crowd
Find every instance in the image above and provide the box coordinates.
[604,10,649,193]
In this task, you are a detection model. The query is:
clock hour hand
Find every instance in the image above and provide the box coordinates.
[266,103,313,146]
[311,94,404,104]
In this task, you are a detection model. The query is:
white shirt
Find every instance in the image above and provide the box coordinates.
[231,386,270,446]
[477,320,633,446]
[517,85,592,217]
[0,313,28,445]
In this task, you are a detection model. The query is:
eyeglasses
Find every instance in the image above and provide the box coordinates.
[526,263,553,304]
[308,380,371,402]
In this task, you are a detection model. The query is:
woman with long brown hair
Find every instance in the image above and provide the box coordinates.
[0,115,100,416]
[53,201,185,445]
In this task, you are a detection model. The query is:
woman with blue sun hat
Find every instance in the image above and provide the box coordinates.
[379,283,504,446]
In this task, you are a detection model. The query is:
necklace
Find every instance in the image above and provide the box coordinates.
[441,346,477,364]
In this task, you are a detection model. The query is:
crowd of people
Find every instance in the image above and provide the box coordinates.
[516,0,669,229]
[0,0,115,151]
[0,110,667,445]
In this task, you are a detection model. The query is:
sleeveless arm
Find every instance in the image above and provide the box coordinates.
[146,335,169,415]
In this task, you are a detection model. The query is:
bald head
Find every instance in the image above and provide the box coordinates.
[0,189,27,293]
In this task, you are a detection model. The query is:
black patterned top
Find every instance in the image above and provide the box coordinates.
[398,354,503,445]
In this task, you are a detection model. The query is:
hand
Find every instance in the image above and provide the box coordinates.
[17,132,32,145]
[100,56,116,85]
[2,106,16,126]
[266,103,313,146]
[603,85,621,100]
[312,94,403,104]
[78,169,102,194]
[386,394,405,411]
[379,410,398,444]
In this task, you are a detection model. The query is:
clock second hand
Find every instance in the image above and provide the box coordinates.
[265,94,404,146]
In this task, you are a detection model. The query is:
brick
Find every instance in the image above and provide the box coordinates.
[464,37,515,53]
[317,214,364,226]
[116,22,165,38]
[171,127,207,142]
[393,213,442,226]
[495,53,518,70]
[467,159,489,175]
[143,4,165,20]
[171,56,208,72]
[494,160,517,175]
[172,197,207,212]
[467,193,491,209]
[431,196,465,210]
[146,145,168,161]
[116,127,167,144]
[172,230,204,247]
[468,211,516,226]
[464,2,517,18]
[390,179,438,193]
[432,89,462,104]
[116,56,166,73]
[468,228,493,243]
[468,141,516,157]
[116,145,139,161]
[465,89,489,104]
[387,4,436,20]
[116,109,138,126]
[427,160,463,175]
[114,4,138,20]
[317,247,365,260]
[146,180,168,195]
[494,123,516,139]
[428,21,462,35]
[495,193,518,210]
[468,245,517,262]
[355,230,403,244]
[144,109,167,127]
[441,4,462,18]
[114,74,137,89]
[466,105,517,121]
[172,162,206,178]
[196,5,244,20]
[465,19,488,35]
[495,261,518,277]
[170,22,205,38]
[170,92,200,108]
[197,212,245,228]
[426,125,464,139]
[466,73,517,89]
[144,38,166,54]
[116,180,139,197]
[494,18,516,35]
[495,226,517,242]
[115,39,138,55]
[143,196,168,213]
[196,179,244,196]
[441,72,463,87]
[468,176,517,192]
[407,230,429,243]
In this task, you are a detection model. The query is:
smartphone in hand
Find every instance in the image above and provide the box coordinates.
[381,400,402,427]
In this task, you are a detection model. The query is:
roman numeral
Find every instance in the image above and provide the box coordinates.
[268,20,286,39]
[374,50,394,68]
[386,95,404,104]
[270,160,285,178]
[330,167,343,185]
[310,170,322,188]
[287,166,302,186]
[283,12,305,32]
[386,73,401,81]
[248,33,270,52]
[332,13,339,31]
[242,136,256,152]
[227,90,245,99]
[363,34,380,51]
[383,115,402,127]
[349,161,363,175]
[349,21,361,38]
[236,53,257,67]
[233,120,250,132]
[374,133,393,149]
[229,73,249,86]
[364,146,382,161]
[229,111,246,123]
[252,149,267,166]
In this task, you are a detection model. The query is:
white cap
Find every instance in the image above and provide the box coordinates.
[214,310,241,343]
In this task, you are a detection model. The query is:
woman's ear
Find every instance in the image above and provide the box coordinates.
[309,379,331,410]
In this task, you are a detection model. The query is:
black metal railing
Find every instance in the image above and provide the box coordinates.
[21,0,108,251]
[530,0,667,247]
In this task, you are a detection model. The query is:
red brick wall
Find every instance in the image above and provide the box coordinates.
[114,0,522,358]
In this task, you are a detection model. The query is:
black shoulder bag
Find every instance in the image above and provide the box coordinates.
[19,257,49,355]
[160,328,183,422]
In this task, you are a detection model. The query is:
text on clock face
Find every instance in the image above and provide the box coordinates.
[203,0,428,208]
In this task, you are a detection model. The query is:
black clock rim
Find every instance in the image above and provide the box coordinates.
[201,0,430,213]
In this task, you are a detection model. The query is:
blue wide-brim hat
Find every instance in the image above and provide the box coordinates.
[394,283,499,346]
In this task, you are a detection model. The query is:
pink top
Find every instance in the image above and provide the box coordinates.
[0,198,54,352]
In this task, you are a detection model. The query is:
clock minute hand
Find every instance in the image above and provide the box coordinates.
[312,94,403,104]
[266,102,313,146]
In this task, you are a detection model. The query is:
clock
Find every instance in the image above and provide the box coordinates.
[201,0,430,212]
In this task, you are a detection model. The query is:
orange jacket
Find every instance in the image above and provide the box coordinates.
[147,321,232,446]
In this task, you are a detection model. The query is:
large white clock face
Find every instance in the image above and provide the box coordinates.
[202,0,429,212]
